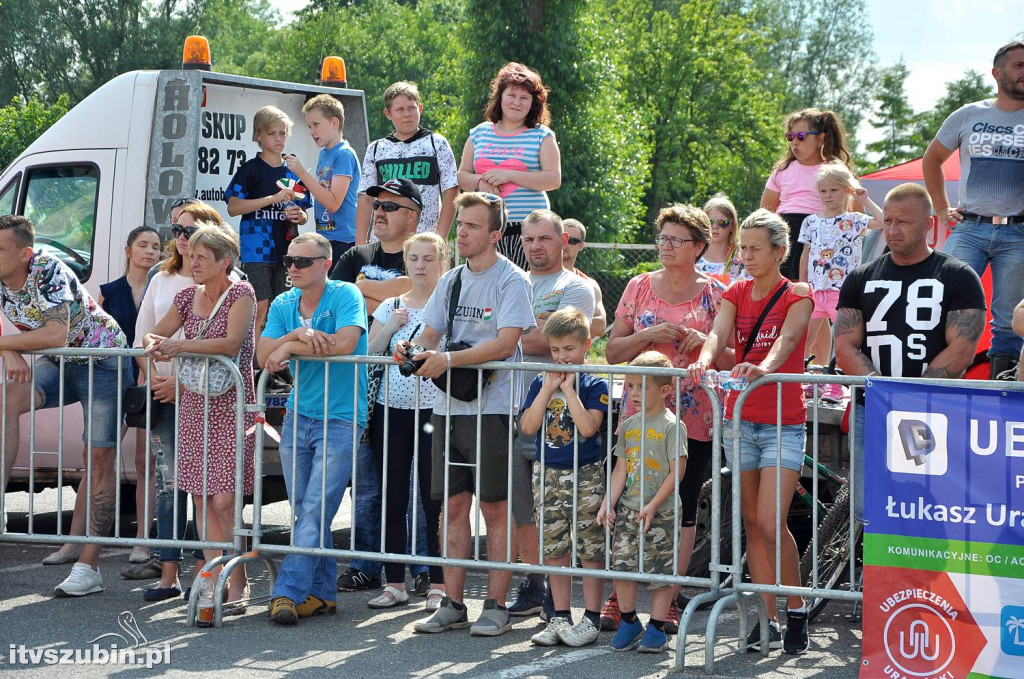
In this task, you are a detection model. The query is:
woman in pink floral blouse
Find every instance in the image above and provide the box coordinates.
[604,203,735,620]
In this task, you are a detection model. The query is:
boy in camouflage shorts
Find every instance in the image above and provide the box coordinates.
[597,351,687,654]
[519,308,610,648]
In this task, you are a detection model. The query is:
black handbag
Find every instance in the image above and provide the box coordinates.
[123,385,161,429]
[431,268,494,402]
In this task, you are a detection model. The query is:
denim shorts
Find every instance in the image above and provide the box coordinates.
[34,355,131,448]
[722,419,805,473]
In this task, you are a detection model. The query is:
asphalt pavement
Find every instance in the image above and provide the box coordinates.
[0,488,863,678]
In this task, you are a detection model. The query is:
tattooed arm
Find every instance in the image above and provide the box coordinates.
[833,307,877,376]
[921,308,986,379]
[0,302,70,351]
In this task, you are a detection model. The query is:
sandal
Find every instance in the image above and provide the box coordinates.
[425,588,445,611]
[367,585,410,609]
[224,584,250,616]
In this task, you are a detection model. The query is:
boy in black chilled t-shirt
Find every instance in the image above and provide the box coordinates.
[835,182,987,522]
[226,105,311,333]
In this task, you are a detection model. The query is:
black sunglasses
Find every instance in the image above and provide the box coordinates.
[171,224,199,239]
[171,197,200,209]
[567,237,583,245]
[373,200,417,213]
[283,255,326,269]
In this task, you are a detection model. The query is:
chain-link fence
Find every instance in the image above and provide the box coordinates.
[575,242,659,329]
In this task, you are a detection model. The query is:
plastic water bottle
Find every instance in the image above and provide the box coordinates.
[704,369,747,391]
[196,571,215,628]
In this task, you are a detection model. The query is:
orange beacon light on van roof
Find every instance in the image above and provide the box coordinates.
[182,36,212,71]
[320,57,347,87]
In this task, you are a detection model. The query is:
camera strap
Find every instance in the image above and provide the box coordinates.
[443,267,464,349]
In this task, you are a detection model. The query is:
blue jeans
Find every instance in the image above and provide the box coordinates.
[944,219,1024,358]
[151,403,189,562]
[348,440,382,576]
[34,355,131,448]
[272,412,358,604]
[407,476,429,578]
[723,419,806,473]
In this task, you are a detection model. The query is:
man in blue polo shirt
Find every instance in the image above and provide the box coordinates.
[258,231,368,625]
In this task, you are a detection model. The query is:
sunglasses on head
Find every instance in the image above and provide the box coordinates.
[567,236,583,245]
[479,193,503,205]
[373,200,417,213]
[171,224,199,239]
[171,197,199,209]
[283,255,326,269]
[785,130,821,142]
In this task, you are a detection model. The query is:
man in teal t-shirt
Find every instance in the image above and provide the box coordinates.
[258,232,367,624]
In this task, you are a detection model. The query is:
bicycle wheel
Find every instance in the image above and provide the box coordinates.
[798,480,862,621]
[688,475,736,578]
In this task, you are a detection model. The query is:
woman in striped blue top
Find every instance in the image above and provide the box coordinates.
[458,62,562,269]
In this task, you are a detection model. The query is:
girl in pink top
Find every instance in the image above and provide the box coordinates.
[760,108,853,282]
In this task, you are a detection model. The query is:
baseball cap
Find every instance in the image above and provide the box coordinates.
[366,178,423,209]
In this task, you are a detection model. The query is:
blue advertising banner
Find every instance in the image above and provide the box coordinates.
[860,379,1024,679]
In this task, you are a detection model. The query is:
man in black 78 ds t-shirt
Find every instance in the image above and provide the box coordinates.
[835,182,987,521]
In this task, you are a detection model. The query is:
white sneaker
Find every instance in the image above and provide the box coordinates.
[531,616,571,646]
[558,615,601,646]
[54,562,104,597]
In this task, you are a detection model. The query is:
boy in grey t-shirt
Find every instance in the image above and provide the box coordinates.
[597,352,687,653]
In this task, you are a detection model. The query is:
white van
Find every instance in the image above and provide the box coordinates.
[0,38,369,496]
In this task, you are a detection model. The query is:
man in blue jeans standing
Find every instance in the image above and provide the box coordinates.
[923,40,1024,381]
[258,232,368,624]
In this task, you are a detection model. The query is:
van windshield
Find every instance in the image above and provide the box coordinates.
[23,165,98,282]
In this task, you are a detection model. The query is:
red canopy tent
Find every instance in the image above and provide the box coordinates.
[859,150,993,378]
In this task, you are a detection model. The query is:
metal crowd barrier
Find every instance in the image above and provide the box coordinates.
[13,346,1017,669]
[243,355,724,668]
[0,347,250,628]
[701,372,1024,673]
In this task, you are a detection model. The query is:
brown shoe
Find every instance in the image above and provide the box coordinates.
[296,594,337,618]
[270,596,298,625]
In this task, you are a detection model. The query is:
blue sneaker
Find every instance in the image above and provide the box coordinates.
[610,617,645,651]
[637,625,669,653]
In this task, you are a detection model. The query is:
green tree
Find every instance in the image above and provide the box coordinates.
[912,69,995,154]
[750,0,878,156]
[611,0,782,223]
[865,60,917,170]
[250,0,464,142]
[456,0,649,242]
[0,95,70,170]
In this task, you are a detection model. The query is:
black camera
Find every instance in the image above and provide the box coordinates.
[399,344,426,377]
